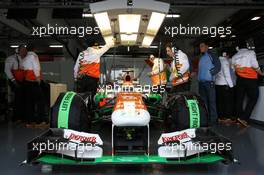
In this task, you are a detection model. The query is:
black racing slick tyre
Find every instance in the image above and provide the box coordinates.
[50,91,91,132]
[166,92,209,131]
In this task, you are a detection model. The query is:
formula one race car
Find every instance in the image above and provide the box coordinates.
[25,74,236,170]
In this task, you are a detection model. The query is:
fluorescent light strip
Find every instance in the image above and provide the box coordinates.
[166,14,180,18]
[231,35,236,38]
[49,45,63,48]
[10,45,19,48]
[209,47,213,49]
[94,12,112,35]
[82,13,93,18]
[251,16,261,21]
[146,12,166,36]
[118,14,141,34]
[139,45,158,49]
[149,45,158,48]
[220,35,226,38]
[144,45,158,49]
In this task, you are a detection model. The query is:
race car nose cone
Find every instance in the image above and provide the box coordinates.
[111,109,150,126]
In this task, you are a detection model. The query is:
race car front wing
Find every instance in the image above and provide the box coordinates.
[25,128,236,165]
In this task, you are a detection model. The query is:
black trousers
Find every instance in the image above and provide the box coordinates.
[24,81,46,123]
[171,81,191,93]
[77,75,99,95]
[235,77,259,121]
[8,80,25,121]
[216,85,235,119]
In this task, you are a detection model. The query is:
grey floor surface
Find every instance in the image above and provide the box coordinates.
[1,121,264,175]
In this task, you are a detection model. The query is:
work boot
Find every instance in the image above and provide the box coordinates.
[237,118,249,127]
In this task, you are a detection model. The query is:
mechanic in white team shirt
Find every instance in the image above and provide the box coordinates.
[148,54,167,88]
[215,50,236,124]
[4,45,27,122]
[165,42,190,93]
[22,44,46,128]
[232,41,264,127]
[74,39,114,95]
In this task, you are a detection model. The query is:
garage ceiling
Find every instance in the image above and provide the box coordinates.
[0,0,263,58]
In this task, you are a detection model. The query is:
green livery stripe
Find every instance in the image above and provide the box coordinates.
[57,91,76,129]
[37,154,224,165]
[187,99,200,128]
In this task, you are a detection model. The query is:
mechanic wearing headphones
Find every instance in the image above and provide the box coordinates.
[165,43,190,93]
[74,40,114,95]
[4,45,26,122]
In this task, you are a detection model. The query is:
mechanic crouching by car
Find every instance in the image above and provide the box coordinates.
[4,45,26,122]
[165,43,190,93]
[198,41,221,126]
[74,40,114,96]
[147,54,167,93]
[22,46,46,128]
[232,41,264,127]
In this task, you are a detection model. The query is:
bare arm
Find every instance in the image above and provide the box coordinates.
[256,68,264,76]
[74,52,82,80]
[4,57,15,80]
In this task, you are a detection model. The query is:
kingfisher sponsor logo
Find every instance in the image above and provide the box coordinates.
[68,133,97,143]
[162,132,191,143]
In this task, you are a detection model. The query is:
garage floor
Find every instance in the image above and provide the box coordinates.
[1,121,264,175]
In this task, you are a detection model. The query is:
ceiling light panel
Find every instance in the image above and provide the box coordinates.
[120,34,138,45]
[146,12,165,36]
[142,35,154,47]
[118,14,141,34]
[94,12,112,35]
